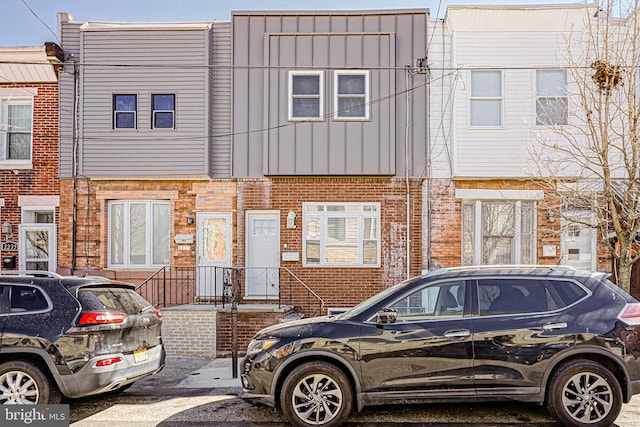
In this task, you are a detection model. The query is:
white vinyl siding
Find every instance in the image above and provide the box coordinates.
[108,200,170,268]
[303,202,380,267]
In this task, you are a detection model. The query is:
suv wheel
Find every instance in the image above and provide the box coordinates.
[280,361,353,427]
[0,361,61,404]
[547,360,622,427]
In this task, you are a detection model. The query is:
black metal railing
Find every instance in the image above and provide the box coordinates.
[136,265,324,318]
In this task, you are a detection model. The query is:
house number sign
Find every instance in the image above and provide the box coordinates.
[2,242,17,251]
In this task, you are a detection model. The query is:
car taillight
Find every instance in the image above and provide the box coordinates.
[95,357,123,367]
[155,309,162,319]
[78,311,127,325]
[618,303,640,326]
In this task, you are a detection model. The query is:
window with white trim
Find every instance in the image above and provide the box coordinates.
[1,98,32,161]
[334,70,369,120]
[536,69,567,125]
[113,94,137,129]
[108,200,170,268]
[303,202,379,267]
[470,70,503,127]
[152,94,175,129]
[462,200,535,265]
[289,71,323,120]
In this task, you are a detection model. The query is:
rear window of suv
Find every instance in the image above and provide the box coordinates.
[77,286,152,315]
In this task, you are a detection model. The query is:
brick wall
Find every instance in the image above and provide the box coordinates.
[161,308,217,357]
[0,81,59,268]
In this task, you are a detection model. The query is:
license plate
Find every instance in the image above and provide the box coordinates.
[133,348,149,363]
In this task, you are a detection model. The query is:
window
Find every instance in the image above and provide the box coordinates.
[536,70,567,125]
[389,281,465,322]
[470,70,502,127]
[108,200,170,268]
[152,94,175,129]
[462,200,535,265]
[334,71,369,120]
[113,94,137,129]
[303,202,379,266]
[9,285,49,313]
[1,99,32,161]
[289,71,323,120]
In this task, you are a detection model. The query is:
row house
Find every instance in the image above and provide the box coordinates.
[426,5,615,280]
[0,44,62,273]
[56,9,429,354]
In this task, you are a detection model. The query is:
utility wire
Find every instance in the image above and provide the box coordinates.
[19,0,61,45]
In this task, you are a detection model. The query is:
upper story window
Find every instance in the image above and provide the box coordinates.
[113,94,137,129]
[152,94,175,129]
[470,70,503,127]
[1,98,32,162]
[108,200,170,268]
[334,70,369,120]
[536,69,568,125]
[289,71,324,121]
[303,202,380,267]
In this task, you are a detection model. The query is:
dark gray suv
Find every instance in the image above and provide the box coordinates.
[0,271,165,404]
[241,265,640,427]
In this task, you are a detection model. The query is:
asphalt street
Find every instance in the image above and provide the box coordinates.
[67,357,640,426]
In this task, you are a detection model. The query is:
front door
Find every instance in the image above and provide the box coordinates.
[196,213,232,298]
[561,213,596,271]
[19,224,56,271]
[245,211,280,299]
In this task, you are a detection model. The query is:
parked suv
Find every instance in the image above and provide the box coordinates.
[0,271,165,404]
[241,265,640,427]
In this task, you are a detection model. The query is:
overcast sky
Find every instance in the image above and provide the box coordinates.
[2,0,585,47]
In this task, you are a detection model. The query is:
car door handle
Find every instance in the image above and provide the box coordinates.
[444,329,471,338]
[542,322,568,331]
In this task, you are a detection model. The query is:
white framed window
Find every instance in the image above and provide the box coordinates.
[536,69,568,125]
[288,71,324,121]
[462,200,535,265]
[1,98,32,162]
[108,200,170,268]
[113,94,137,129]
[470,70,503,127]
[303,202,380,267]
[152,94,175,129]
[334,70,369,120]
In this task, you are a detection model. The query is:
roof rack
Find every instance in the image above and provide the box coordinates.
[0,270,64,278]
[427,264,576,276]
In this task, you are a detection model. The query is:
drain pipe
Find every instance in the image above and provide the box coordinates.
[405,68,411,280]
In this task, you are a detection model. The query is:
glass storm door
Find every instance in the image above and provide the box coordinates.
[19,224,56,271]
[196,213,232,298]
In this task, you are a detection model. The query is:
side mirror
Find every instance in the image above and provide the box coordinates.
[376,308,397,324]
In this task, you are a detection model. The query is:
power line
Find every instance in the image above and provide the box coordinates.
[19,0,61,45]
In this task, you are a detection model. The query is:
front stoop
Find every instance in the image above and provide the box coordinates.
[160,304,293,358]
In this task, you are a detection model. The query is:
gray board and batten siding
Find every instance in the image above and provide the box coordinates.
[231,10,430,178]
[58,14,232,178]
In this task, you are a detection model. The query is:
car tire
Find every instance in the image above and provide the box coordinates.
[280,361,353,427]
[546,359,622,427]
[0,360,62,405]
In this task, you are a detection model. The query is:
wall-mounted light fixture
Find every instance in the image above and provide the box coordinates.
[2,220,13,238]
[186,213,194,225]
[286,210,296,228]
[546,210,555,222]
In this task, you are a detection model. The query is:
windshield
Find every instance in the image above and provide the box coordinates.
[337,277,417,319]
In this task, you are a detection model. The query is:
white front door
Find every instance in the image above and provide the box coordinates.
[561,213,597,271]
[196,213,232,298]
[19,224,56,271]
[246,211,280,299]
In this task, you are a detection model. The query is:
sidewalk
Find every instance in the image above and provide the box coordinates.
[173,357,243,390]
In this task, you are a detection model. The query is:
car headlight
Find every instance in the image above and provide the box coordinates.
[246,338,280,357]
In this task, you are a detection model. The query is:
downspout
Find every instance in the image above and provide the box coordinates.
[405,68,411,280]
[71,62,79,274]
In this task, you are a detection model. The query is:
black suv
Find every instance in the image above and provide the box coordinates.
[241,266,640,427]
[0,271,165,404]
